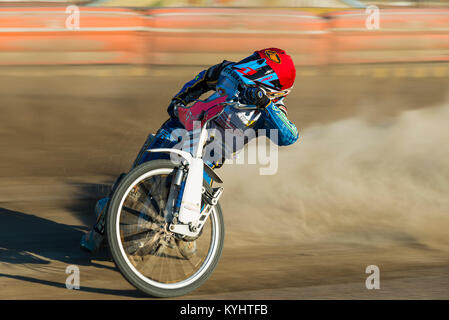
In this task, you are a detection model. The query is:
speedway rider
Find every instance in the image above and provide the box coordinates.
[81,48,300,253]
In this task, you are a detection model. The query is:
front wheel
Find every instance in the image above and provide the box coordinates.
[106,160,224,298]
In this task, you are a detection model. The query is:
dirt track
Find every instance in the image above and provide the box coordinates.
[0,64,449,299]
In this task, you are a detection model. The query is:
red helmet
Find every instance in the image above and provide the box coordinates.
[255,48,296,99]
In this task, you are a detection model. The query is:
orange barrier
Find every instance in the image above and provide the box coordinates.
[143,8,329,66]
[0,7,449,66]
[326,9,449,64]
[0,7,147,65]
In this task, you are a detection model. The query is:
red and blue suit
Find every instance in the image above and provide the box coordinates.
[133,48,300,170]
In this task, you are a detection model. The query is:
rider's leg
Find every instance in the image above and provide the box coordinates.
[80,119,183,253]
[79,173,125,252]
[132,118,183,167]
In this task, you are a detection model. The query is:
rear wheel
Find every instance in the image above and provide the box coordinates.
[106,160,224,297]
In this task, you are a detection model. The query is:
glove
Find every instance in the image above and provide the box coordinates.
[167,99,185,119]
[239,86,270,109]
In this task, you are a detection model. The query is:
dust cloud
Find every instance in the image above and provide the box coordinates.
[219,96,449,251]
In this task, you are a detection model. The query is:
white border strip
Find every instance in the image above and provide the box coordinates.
[333,11,449,18]
[330,27,449,32]
[0,26,328,34]
[3,26,448,34]
[0,10,324,20]
[0,10,141,16]
[147,12,323,20]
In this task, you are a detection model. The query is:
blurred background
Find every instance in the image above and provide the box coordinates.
[0,0,449,299]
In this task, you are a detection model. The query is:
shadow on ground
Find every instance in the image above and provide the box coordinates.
[0,272,144,298]
[0,181,148,298]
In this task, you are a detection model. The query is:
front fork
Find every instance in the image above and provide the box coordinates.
[165,164,223,238]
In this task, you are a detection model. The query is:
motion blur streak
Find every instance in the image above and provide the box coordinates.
[221,98,449,252]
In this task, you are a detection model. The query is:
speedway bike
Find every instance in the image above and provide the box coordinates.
[105,95,258,297]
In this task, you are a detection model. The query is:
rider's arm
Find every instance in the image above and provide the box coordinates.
[171,60,234,106]
[255,100,299,146]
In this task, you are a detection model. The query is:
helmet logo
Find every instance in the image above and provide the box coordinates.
[265,50,281,64]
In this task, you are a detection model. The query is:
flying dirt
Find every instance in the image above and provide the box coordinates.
[220,97,449,251]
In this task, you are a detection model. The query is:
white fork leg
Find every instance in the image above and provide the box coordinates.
[176,125,209,227]
[177,157,204,227]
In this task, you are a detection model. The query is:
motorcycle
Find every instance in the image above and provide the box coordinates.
[105,95,259,297]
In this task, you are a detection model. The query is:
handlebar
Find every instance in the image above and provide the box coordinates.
[221,100,260,111]
[203,100,260,126]
[177,98,262,131]
[188,98,260,110]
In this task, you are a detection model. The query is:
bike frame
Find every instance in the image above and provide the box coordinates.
[148,97,258,237]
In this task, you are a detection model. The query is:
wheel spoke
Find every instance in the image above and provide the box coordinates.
[122,205,150,221]
[139,181,163,217]
[120,223,156,236]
